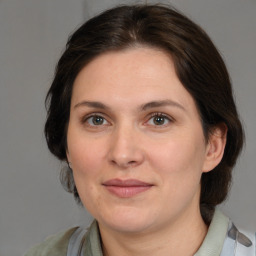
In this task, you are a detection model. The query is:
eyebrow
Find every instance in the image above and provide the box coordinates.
[74,99,186,112]
[74,101,110,110]
[140,100,186,112]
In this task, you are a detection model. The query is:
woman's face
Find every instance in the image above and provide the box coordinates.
[67,47,218,234]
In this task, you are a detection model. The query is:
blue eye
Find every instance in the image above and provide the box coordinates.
[86,115,108,126]
[147,114,171,126]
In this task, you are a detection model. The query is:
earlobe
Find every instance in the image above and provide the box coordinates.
[66,153,72,169]
[66,150,71,164]
[203,123,227,173]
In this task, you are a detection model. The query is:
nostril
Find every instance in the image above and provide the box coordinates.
[128,161,136,165]
[108,141,145,168]
[110,159,138,168]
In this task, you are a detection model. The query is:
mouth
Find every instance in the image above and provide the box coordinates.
[102,179,153,198]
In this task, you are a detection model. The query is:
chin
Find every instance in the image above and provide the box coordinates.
[105,219,152,234]
[98,207,155,234]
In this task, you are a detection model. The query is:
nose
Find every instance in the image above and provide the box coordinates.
[108,125,145,169]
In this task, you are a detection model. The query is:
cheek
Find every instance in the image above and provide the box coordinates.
[67,134,108,203]
[148,138,205,173]
[147,134,206,199]
[150,139,205,204]
[67,127,107,174]
[71,145,102,172]
[69,140,103,204]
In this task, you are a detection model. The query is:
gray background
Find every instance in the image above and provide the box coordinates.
[0,0,255,256]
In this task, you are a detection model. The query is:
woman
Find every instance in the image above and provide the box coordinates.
[25,4,255,256]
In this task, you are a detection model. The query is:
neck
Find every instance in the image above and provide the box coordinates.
[99,206,208,256]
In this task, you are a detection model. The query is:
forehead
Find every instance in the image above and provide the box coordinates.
[71,47,196,113]
[76,47,174,80]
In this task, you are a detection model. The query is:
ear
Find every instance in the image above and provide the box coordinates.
[202,123,227,173]
[66,148,71,163]
[66,152,72,169]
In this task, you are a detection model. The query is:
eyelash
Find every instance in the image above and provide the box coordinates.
[146,112,173,126]
[81,113,109,126]
[81,112,173,127]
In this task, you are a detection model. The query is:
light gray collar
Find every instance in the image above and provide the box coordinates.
[195,209,229,256]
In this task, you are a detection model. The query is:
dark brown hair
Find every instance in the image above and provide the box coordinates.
[44,4,244,223]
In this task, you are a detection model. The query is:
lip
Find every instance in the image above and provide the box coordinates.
[102,179,153,198]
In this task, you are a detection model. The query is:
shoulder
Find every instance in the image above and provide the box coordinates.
[24,227,78,256]
[233,228,256,256]
[196,210,256,256]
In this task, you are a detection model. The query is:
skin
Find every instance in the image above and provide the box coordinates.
[67,47,226,256]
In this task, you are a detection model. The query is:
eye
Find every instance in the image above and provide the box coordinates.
[84,115,109,126]
[147,113,172,126]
